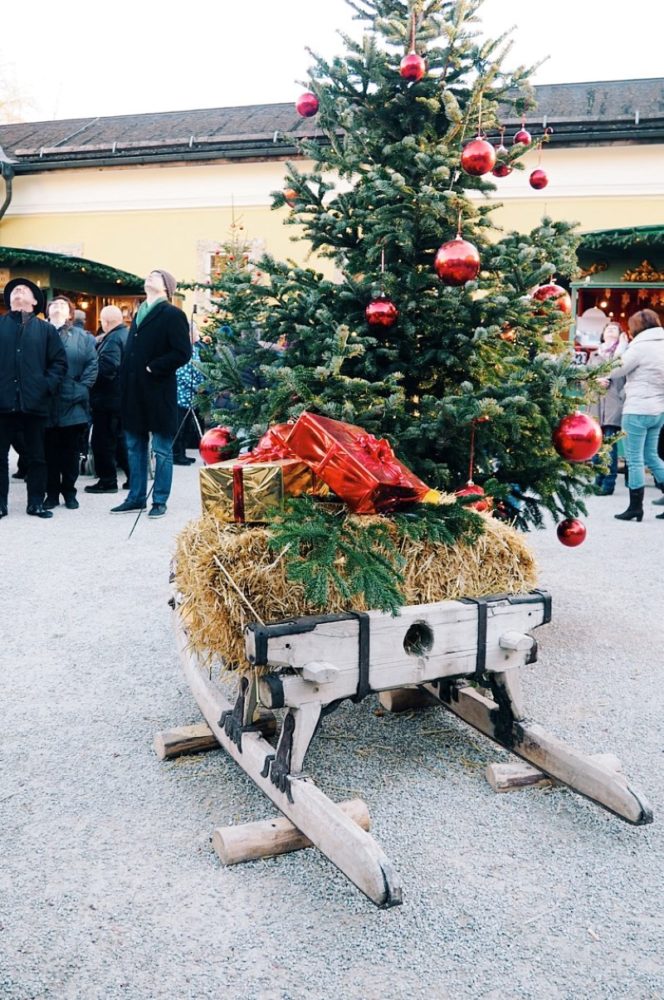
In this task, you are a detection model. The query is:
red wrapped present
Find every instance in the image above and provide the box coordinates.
[239,423,295,463]
[285,412,434,514]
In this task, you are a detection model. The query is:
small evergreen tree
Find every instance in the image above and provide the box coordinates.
[195,0,595,542]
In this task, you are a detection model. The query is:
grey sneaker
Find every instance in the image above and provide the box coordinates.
[148,503,167,518]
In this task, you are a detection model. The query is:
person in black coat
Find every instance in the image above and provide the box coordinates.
[112,269,191,518]
[0,278,67,519]
[44,296,98,510]
[86,305,129,494]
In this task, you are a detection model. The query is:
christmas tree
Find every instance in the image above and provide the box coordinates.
[194,0,598,606]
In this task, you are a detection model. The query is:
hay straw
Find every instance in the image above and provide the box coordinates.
[173,509,537,675]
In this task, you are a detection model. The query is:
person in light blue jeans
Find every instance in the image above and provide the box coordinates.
[112,269,192,519]
[124,430,174,507]
[600,309,664,522]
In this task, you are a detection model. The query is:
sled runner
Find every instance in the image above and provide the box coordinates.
[166,588,652,908]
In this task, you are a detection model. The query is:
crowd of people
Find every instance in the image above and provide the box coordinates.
[0,269,194,521]
[2,269,663,526]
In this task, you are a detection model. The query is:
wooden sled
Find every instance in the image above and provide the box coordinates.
[169,589,652,909]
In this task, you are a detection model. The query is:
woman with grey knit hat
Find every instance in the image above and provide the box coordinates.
[112,269,191,519]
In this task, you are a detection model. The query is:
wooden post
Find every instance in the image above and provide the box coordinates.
[486,754,627,795]
[154,711,277,761]
[378,687,436,713]
[486,761,556,793]
[154,723,219,761]
[213,798,371,865]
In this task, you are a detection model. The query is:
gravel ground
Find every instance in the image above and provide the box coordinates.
[1,458,663,1000]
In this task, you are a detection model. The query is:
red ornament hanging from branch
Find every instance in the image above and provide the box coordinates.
[366,248,398,328]
[434,233,481,286]
[557,518,587,547]
[513,118,532,146]
[552,412,603,463]
[435,213,480,286]
[529,128,554,190]
[529,169,548,190]
[460,96,496,176]
[492,129,512,178]
[399,11,426,81]
[400,52,426,81]
[283,188,298,207]
[296,92,319,118]
[461,136,496,176]
[455,417,492,512]
[366,296,399,328]
[532,281,572,315]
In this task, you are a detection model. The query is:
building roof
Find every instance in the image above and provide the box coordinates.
[1,78,662,172]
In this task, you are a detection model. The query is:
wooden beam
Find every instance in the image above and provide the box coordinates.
[378,687,436,713]
[213,798,370,865]
[486,754,626,794]
[154,723,219,760]
[486,761,556,793]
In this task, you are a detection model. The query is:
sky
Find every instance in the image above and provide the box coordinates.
[1,0,663,123]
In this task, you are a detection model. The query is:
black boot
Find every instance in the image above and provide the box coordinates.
[614,487,644,522]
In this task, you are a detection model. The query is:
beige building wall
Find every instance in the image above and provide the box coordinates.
[2,144,662,294]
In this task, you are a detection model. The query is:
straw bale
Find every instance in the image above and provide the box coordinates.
[173,510,537,675]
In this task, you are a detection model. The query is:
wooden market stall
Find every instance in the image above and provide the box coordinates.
[572,226,664,358]
[0,246,144,329]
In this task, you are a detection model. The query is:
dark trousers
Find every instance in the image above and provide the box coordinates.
[0,413,47,505]
[45,423,87,500]
[173,405,201,460]
[91,409,124,486]
[594,423,620,491]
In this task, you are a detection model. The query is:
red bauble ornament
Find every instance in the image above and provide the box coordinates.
[399,51,426,82]
[365,296,399,328]
[456,481,492,513]
[514,128,532,145]
[199,426,237,465]
[529,168,549,190]
[557,518,587,547]
[434,236,481,286]
[492,160,512,178]
[296,92,319,118]
[283,188,298,207]
[552,412,603,463]
[460,137,497,176]
[492,144,512,177]
[532,282,572,315]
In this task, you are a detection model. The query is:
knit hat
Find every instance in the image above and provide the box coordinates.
[155,269,176,300]
[3,277,46,315]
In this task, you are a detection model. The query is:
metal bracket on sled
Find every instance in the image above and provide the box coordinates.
[218,676,269,752]
[261,711,296,803]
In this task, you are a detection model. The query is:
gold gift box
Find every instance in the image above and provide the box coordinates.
[200,458,325,523]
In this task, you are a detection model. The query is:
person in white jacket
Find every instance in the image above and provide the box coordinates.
[600,309,664,521]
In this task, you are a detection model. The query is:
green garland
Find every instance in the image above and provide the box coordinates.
[580,227,664,252]
[0,245,143,289]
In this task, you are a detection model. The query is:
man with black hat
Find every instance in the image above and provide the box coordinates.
[0,278,67,519]
[112,269,191,519]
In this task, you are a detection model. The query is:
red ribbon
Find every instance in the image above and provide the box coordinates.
[232,464,245,521]
[356,434,407,485]
[237,423,295,464]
